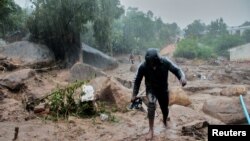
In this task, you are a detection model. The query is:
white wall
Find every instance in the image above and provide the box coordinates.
[230,44,250,61]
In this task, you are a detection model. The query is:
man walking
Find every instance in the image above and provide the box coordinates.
[131,48,187,140]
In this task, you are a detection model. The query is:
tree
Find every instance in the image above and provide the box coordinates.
[184,20,206,38]
[28,0,123,67]
[0,0,24,37]
[215,34,244,57]
[207,18,228,36]
[242,29,250,43]
[93,0,124,55]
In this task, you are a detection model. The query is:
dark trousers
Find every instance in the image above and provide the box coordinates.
[147,90,169,120]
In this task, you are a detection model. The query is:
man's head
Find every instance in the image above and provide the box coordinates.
[145,48,160,68]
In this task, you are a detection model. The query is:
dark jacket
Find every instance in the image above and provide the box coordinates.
[133,57,185,96]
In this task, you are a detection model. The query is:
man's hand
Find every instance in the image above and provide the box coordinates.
[180,77,187,87]
[131,96,136,103]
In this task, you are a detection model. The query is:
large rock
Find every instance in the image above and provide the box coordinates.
[0,41,55,67]
[220,85,247,96]
[70,62,106,82]
[0,69,35,90]
[169,87,191,106]
[82,43,118,70]
[202,96,250,124]
[89,76,131,112]
[169,105,206,127]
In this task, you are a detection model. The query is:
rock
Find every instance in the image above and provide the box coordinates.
[0,69,35,91]
[0,90,6,101]
[181,120,209,140]
[89,76,131,112]
[169,105,206,127]
[34,103,46,113]
[82,43,118,70]
[220,85,247,96]
[0,41,55,67]
[129,64,137,72]
[169,87,191,106]
[68,116,78,123]
[115,77,133,89]
[70,62,106,82]
[202,96,250,124]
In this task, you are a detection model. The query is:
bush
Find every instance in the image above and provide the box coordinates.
[214,35,244,57]
[174,38,197,59]
[174,38,214,60]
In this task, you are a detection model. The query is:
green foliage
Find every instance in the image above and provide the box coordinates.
[174,38,198,59]
[174,38,214,59]
[105,8,180,54]
[28,0,124,65]
[184,20,206,38]
[207,18,228,36]
[93,0,124,55]
[48,80,94,119]
[242,29,250,43]
[0,0,25,37]
[47,81,120,122]
[28,0,99,66]
[214,34,244,57]
[196,45,214,59]
[177,18,248,60]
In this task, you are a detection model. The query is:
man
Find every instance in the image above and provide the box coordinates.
[129,53,135,64]
[131,48,187,140]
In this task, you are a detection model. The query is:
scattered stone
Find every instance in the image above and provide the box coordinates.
[34,103,46,113]
[220,85,247,96]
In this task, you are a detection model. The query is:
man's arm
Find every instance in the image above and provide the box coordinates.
[132,65,144,101]
[166,58,187,86]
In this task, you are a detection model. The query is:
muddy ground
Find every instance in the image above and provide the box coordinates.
[0,55,250,141]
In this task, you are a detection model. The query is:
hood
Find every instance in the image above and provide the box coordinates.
[145,48,160,67]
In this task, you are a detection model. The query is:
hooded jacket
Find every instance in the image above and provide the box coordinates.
[133,48,185,96]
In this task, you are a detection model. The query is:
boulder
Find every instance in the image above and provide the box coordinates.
[89,76,131,112]
[0,41,55,67]
[82,43,118,70]
[0,69,35,91]
[169,87,191,106]
[70,62,106,82]
[130,64,137,72]
[169,105,206,127]
[202,96,250,124]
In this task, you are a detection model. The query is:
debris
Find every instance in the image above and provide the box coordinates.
[182,120,209,140]
[100,113,109,121]
[81,85,95,102]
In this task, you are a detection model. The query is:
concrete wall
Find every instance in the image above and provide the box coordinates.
[229,43,250,61]
[227,25,250,35]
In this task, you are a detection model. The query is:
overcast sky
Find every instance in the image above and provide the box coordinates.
[120,0,250,29]
[15,0,250,29]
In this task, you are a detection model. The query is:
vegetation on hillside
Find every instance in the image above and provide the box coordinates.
[174,18,249,59]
